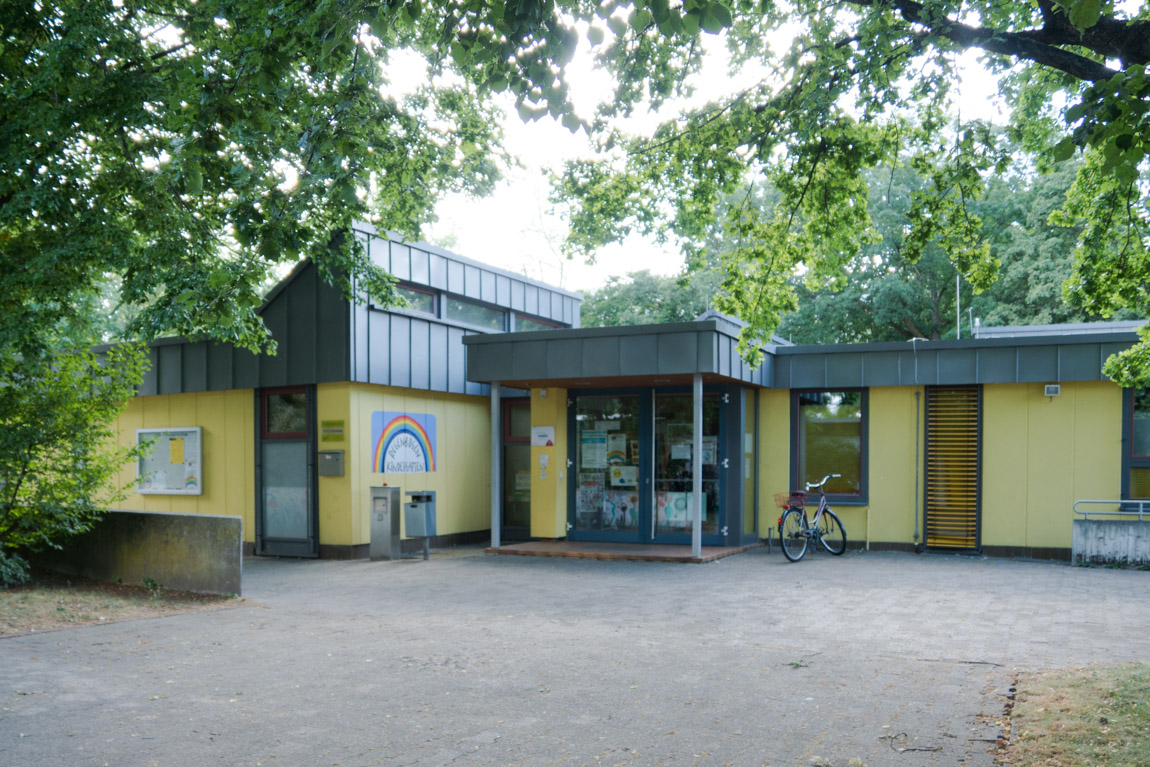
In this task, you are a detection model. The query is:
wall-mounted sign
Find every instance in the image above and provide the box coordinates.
[371,412,437,474]
[136,427,203,495]
[321,420,346,443]
[531,426,555,447]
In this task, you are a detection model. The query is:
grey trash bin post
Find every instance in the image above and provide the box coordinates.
[370,486,402,561]
[404,490,437,561]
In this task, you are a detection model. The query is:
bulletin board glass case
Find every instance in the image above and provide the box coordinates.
[136,427,203,495]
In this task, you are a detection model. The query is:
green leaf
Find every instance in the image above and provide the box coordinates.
[588,26,605,46]
[1052,138,1076,162]
[701,2,732,33]
[1067,0,1101,30]
[631,9,653,30]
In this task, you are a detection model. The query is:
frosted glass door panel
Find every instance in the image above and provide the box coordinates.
[262,441,309,540]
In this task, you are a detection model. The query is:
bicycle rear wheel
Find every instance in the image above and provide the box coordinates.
[817,509,847,555]
[780,509,808,562]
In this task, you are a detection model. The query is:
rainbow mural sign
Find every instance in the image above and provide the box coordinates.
[371,411,437,474]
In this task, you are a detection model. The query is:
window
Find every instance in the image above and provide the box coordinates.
[395,285,436,316]
[514,314,561,332]
[792,389,867,500]
[263,388,309,439]
[1124,388,1150,498]
[444,296,505,330]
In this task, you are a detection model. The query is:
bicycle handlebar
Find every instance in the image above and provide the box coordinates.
[805,473,841,491]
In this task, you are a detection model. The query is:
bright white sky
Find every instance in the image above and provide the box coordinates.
[409,30,1010,296]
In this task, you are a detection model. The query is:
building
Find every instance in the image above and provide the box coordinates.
[109,228,1146,561]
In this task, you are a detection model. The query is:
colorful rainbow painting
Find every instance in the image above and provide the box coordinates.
[371,411,437,474]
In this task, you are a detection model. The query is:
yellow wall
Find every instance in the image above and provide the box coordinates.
[758,388,791,533]
[982,381,1122,549]
[530,387,569,538]
[111,390,255,542]
[341,383,492,547]
[866,387,925,545]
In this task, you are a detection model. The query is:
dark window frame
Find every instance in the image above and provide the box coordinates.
[393,283,438,317]
[261,386,309,440]
[442,294,508,332]
[1121,387,1150,498]
[513,313,563,332]
[503,398,531,444]
[789,388,869,505]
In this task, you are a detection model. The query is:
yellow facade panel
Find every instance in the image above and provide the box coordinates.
[530,387,569,539]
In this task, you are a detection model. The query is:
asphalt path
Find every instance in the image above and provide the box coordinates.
[3,548,1148,766]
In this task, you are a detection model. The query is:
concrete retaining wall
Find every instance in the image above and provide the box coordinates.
[1072,519,1150,566]
[35,510,242,595]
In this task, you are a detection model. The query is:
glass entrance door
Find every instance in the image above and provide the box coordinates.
[654,393,722,540]
[257,387,318,557]
[501,399,531,541]
[572,394,644,538]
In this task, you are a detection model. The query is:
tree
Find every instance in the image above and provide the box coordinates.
[0,339,147,586]
[580,269,716,326]
[547,0,1149,380]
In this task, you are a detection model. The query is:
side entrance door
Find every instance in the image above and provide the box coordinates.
[924,386,982,551]
[257,387,318,557]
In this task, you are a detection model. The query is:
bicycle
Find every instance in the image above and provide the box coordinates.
[774,473,848,562]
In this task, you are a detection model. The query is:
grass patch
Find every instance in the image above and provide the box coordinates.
[1005,663,1150,767]
[1,569,241,636]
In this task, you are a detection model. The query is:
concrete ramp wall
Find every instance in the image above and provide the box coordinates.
[1072,519,1150,567]
[36,510,242,595]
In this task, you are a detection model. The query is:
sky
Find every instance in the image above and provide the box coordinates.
[415,30,1011,297]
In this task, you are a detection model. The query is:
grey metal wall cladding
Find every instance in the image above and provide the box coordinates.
[429,252,448,290]
[140,349,159,395]
[315,276,349,382]
[480,270,496,303]
[447,260,465,294]
[389,314,412,388]
[410,320,430,390]
[620,336,658,376]
[1059,343,1100,380]
[410,247,430,284]
[207,343,233,391]
[938,348,977,384]
[826,353,863,387]
[497,275,511,307]
[234,348,259,389]
[448,327,467,393]
[369,234,389,272]
[391,243,411,281]
[976,347,1016,383]
[512,340,549,379]
[368,310,389,385]
[790,354,828,388]
[286,267,317,384]
[1017,346,1058,382]
[429,324,449,390]
[900,348,939,385]
[546,339,584,378]
[464,264,482,299]
[525,285,539,316]
[259,295,288,385]
[511,281,525,311]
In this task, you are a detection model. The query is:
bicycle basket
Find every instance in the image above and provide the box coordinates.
[773,491,807,508]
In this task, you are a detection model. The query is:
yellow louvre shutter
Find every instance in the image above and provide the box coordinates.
[925,387,980,550]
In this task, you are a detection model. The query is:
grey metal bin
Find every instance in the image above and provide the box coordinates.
[404,490,437,560]
[369,486,402,561]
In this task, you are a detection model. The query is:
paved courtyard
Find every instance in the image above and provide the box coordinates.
[3,547,1149,766]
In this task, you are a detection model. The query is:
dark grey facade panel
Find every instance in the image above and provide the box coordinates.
[158,344,183,395]
[1017,345,1058,382]
[862,351,900,386]
[525,285,539,316]
[410,247,430,285]
[546,339,584,379]
[207,343,233,391]
[233,348,259,389]
[656,332,697,375]
[976,347,1017,384]
[511,280,525,311]
[390,242,411,281]
[286,266,317,385]
[938,348,977,384]
[447,259,465,295]
[259,291,288,387]
[497,274,511,307]
[447,327,467,393]
[899,348,938,385]
[140,348,159,396]
[1058,343,1102,381]
[619,335,657,376]
[718,336,732,378]
[468,340,514,383]
[696,332,717,375]
[181,343,208,393]
[389,314,412,388]
[410,319,430,391]
[511,340,549,380]
[315,273,350,383]
[582,336,621,378]
[771,356,791,389]
[464,264,482,299]
[351,294,369,383]
[790,354,828,389]
[368,310,390,385]
[429,252,448,290]
[429,324,449,390]
[826,353,863,388]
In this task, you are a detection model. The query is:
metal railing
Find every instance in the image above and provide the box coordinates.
[1073,499,1150,521]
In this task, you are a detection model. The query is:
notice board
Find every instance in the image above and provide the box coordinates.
[136,427,203,495]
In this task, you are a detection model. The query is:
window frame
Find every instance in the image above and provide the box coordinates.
[789,387,869,505]
[261,386,310,440]
[1121,387,1150,499]
[392,283,438,317]
[513,313,562,332]
[442,295,508,332]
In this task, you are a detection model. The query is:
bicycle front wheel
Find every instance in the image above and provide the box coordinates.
[780,509,808,562]
[818,509,847,555]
